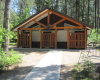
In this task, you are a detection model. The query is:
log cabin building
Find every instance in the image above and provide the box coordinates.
[11,7,92,49]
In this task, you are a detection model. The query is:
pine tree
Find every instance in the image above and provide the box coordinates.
[3,0,11,56]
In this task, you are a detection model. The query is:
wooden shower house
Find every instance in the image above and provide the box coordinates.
[12,8,92,49]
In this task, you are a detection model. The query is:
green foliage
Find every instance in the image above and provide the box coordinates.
[72,53,98,80]
[0,28,22,71]
[0,28,14,47]
[0,64,3,71]
[10,0,99,29]
[0,49,22,71]
[0,28,6,47]
[9,43,17,46]
[88,29,100,43]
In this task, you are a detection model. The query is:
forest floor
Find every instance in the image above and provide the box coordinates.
[0,46,100,80]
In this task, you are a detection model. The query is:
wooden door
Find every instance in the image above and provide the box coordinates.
[18,33,30,47]
[42,33,55,48]
[69,32,85,49]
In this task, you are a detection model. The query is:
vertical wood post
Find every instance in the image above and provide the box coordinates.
[55,29,57,49]
[67,29,69,49]
[48,11,50,24]
[40,29,42,48]
[30,30,32,48]
[50,33,51,48]
[22,30,24,34]
[84,27,87,49]
[17,29,19,48]
[21,30,24,47]
[75,33,76,48]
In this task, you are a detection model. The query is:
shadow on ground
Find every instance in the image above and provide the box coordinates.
[0,66,34,80]
[13,49,49,55]
[0,64,73,80]
[60,65,73,80]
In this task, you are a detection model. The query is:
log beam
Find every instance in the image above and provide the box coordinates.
[19,11,48,29]
[19,26,84,30]
[49,10,82,26]
[20,28,44,30]
[52,18,65,26]
[33,20,47,27]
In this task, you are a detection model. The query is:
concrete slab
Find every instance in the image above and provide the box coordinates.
[24,50,63,80]
[10,47,82,51]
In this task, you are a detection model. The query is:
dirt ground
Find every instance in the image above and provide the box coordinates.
[0,49,48,80]
[60,50,100,80]
[60,50,81,80]
[0,48,100,80]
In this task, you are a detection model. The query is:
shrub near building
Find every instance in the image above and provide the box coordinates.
[0,49,22,71]
[72,53,99,80]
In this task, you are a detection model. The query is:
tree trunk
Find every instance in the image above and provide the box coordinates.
[98,0,100,29]
[3,0,11,56]
[65,0,67,14]
[82,0,84,21]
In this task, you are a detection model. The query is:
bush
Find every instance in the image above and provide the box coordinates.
[0,49,22,71]
[88,29,100,44]
[72,53,99,80]
[0,64,3,71]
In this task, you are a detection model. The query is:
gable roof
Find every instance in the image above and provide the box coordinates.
[11,7,93,31]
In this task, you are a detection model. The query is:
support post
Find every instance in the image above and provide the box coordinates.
[17,29,19,48]
[22,30,24,34]
[30,30,32,48]
[67,29,69,49]
[55,29,57,49]
[84,27,87,49]
[40,29,42,48]
[48,11,50,24]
